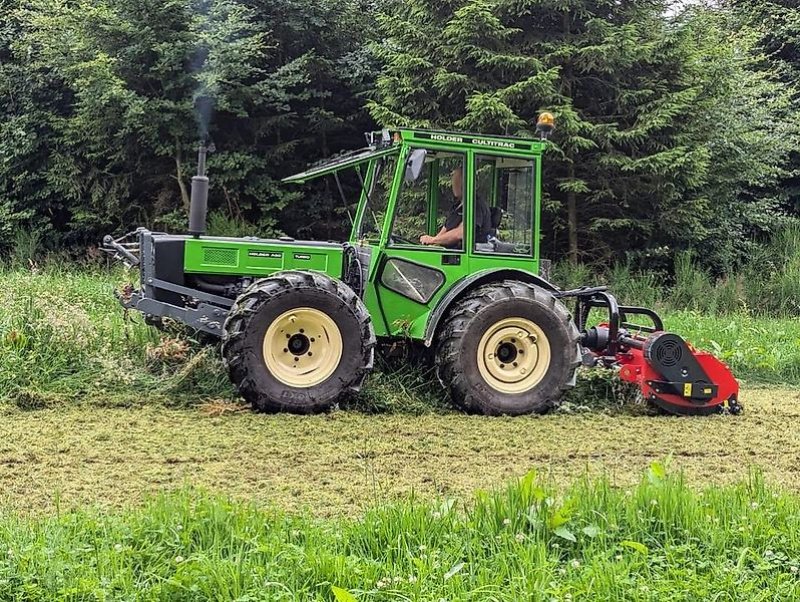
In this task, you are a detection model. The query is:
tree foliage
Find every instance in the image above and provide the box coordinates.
[369,0,799,270]
[729,0,800,217]
[0,0,378,248]
[0,0,797,273]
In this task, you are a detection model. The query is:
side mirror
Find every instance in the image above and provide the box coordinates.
[405,149,427,183]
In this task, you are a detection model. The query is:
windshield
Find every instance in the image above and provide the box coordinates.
[355,155,399,241]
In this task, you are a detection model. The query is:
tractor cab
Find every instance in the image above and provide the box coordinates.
[283,127,548,340]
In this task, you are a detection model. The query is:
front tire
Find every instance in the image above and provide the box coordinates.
[222,271,375,413]
[435,281,580,415]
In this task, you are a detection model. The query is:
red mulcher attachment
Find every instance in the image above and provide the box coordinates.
[558,287,741,416]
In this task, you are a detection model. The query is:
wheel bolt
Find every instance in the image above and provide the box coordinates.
[487,353,494,360]
[513,362,518,367]
[308,352,313,356]
[286,334,291,339]
[283,348,288,353]
[310,338,315,342]
[294,357,300,362]
[500,364,505,369]
[300,328,305,333]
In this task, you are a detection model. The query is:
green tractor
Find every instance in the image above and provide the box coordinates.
[104,115,741,416]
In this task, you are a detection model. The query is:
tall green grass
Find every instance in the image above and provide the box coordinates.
[1,265,799,411]
[552,224,800,317]
[0,266,232,407]
[2,228,799,411]
[0,467,798,599]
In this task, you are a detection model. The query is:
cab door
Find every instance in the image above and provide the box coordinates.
[371,148,471,339]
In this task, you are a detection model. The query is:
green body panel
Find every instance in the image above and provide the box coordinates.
[368,245,467,338]
[184,238,344,279]
[180,127,547,344]
[363,246,541,339]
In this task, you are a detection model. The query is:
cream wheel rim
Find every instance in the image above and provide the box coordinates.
[476,317,551,394]
[263,307,343,388]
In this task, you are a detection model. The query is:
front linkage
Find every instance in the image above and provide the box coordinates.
[557,286,742,416]
[103,229,238,335]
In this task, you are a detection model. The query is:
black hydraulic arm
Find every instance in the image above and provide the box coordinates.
[556,286,665,355]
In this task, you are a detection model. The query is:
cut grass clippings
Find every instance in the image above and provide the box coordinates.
[0,387,795,516]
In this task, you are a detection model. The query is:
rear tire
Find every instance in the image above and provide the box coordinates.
[435,281,580,415]
[222,271,375,413]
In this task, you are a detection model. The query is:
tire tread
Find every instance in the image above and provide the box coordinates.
[435,280,580,415]
[221,271,376,413]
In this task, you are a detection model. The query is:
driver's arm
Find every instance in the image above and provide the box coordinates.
[421,223,463,246]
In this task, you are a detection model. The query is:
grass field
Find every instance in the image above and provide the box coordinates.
[1,462,800,599]
[1,266,799,514]
[2,266,800,598]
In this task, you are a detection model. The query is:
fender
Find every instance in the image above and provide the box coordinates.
[423,268,559,346]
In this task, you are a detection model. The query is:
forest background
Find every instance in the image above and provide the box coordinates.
[0,0,798,281]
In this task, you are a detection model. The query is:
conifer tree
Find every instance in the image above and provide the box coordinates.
[0,0,381,247]
[370,0,797,268]
[730,0,800,216]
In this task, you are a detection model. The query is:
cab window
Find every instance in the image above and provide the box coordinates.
[390,151,466,249]
[356,156,398,241]
[473,155,535,256]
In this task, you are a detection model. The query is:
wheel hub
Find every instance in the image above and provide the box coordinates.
[496,341,518,364]
[263,307,343,388]
[287,333,311,356]
[477,317,551,394]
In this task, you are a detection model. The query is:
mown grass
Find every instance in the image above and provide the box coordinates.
[0,388,795,516]
[1,264,799,410]
[0,466,798,600]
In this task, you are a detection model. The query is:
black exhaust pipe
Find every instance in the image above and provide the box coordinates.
[189,141,213,237]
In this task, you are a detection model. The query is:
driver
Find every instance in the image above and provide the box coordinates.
[420,168,490,249]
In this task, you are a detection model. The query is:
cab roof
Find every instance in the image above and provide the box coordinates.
[282,128,545,184]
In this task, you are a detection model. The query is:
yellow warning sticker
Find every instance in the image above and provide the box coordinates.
[683,383,692,397]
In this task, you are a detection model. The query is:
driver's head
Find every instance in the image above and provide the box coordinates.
[451,168,463,201]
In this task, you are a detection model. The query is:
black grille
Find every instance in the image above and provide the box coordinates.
[652,338,683,367]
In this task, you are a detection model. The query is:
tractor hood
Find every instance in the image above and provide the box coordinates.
[282,145,400,184]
